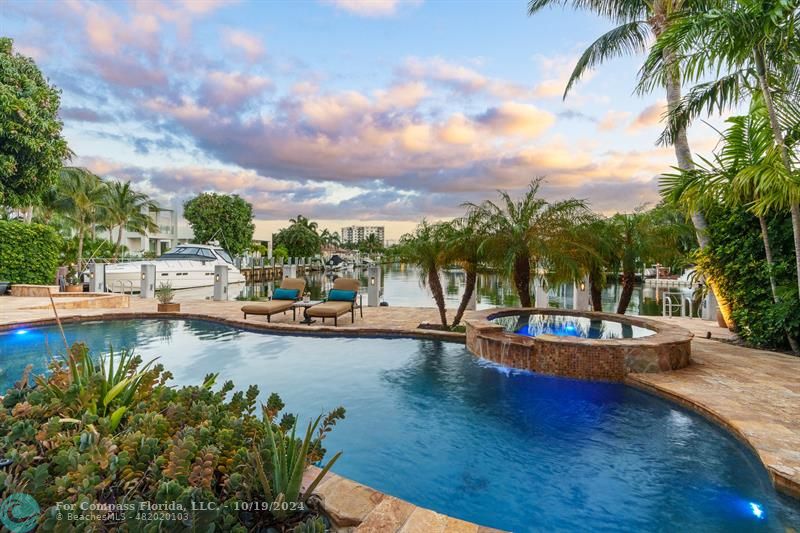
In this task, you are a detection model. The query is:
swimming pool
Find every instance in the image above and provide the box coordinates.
[1,319,798,531]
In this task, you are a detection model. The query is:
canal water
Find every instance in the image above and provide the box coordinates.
[222,263,687,317]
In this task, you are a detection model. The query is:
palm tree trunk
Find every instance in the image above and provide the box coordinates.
[616,271,635,314]
[77,232,85,271]
[513,253,532,307]
[590,269,603,311]
[115,226,124,260]
[753,47,800,304]
[660,27,733,326]
[758,216,778,300]
[427,268,448,327]
[451,268,477,328]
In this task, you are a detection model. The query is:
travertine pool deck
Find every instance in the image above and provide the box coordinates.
[1,294,798,504]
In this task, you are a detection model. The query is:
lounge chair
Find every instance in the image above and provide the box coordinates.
[306,278,363,326]
[241,278,306,322]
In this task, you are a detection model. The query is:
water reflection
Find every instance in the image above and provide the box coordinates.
[226,263,692,316]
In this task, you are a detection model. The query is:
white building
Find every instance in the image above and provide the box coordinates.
[341,225,385,246]
[119,206,194,256]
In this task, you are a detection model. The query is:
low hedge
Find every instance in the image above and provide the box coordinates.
[0,220,62,284]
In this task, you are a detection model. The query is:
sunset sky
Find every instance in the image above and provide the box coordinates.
[3,0,723,240]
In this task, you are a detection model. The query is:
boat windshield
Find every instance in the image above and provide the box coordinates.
[159,246,216,261]
[215,249,234,264]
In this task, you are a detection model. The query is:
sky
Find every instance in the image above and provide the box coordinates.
[2,0,724,241]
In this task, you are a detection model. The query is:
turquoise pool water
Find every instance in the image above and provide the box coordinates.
[1,319,798,531]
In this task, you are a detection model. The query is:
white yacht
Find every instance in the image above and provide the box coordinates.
[106,244,246,292]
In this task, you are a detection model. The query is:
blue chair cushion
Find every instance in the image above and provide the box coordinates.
[273,288,299,300]
[328,289,356,301]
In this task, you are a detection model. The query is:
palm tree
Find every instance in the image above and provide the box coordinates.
[290,215,318,232]
[639,0,800,299]
[611,208,687,314]
[527,0,715,271]
[57,167,107,268]
[103,180,158,258]
[445,212,487,327]
[467,178,590,307]
[319,229,341,249]
[359,234,383,254]
[572,216,620,311]
[400,221,450,327]
[662,98,800,350]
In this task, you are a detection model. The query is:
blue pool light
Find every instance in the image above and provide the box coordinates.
[14,329,28,335]
[749,502,764,519]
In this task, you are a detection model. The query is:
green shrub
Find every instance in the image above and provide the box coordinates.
[0,345,345,531]
[0,220,62,284]
[698,207,800,349]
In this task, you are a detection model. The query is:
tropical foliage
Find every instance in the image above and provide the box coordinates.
[0,344,344,531]
[184,193,255,256]
[0,38,70,209]
[273,215,323,258]
[466,178,591,307]
[0,220,62,284]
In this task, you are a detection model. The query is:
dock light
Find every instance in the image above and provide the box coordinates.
[215,273,220,282]
[579,281,586,291]
[370,276,376,286]
[141,272,146,280]
[749,502,764,519]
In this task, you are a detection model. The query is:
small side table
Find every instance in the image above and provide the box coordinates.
[293,300,322,324]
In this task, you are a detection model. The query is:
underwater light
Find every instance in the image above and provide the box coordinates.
[749,502,764,519]
[14,329,28,335]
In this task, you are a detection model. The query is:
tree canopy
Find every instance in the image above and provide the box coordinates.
[0,38,70,208]
[183,193,255,256]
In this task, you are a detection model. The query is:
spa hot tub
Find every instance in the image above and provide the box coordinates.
[465,308,693,381]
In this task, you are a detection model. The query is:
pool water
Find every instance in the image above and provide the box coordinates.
[1,320,798,531]
[492,313,656,339]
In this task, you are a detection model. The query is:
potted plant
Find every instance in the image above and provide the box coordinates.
[64,267,83,293]
[156,282,180,312]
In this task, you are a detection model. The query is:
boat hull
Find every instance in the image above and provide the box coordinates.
[106,261,245,292]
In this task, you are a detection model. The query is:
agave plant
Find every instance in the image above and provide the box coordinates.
[35,343,158,430]
[250,403,344,525]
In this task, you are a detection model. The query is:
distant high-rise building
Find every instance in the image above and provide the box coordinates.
[341,225,385,246]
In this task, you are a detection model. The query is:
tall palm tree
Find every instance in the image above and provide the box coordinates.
[467,178,590,307]
[527,0,714,258]
[103,180,158,258]
[445,211,487,327]
[662,98,800,350]
[57,167,107,268]
[400,221,450,327]
[640,0,800,299]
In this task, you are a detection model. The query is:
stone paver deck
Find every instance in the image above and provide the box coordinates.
[1,294,798,504]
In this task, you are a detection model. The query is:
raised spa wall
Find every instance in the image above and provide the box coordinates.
[465,308,693,382]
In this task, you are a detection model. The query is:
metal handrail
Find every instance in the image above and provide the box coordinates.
[109,279,135,295]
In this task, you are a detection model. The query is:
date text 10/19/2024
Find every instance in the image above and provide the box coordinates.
[54,500,306,521]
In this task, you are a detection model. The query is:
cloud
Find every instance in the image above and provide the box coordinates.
[598,110,632,131]
[198,71,273,108]
[475,102,556,137]
[222,28,266,61]
[322,0,422,17]
[628,100,666,131]
[60,107,114,123]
